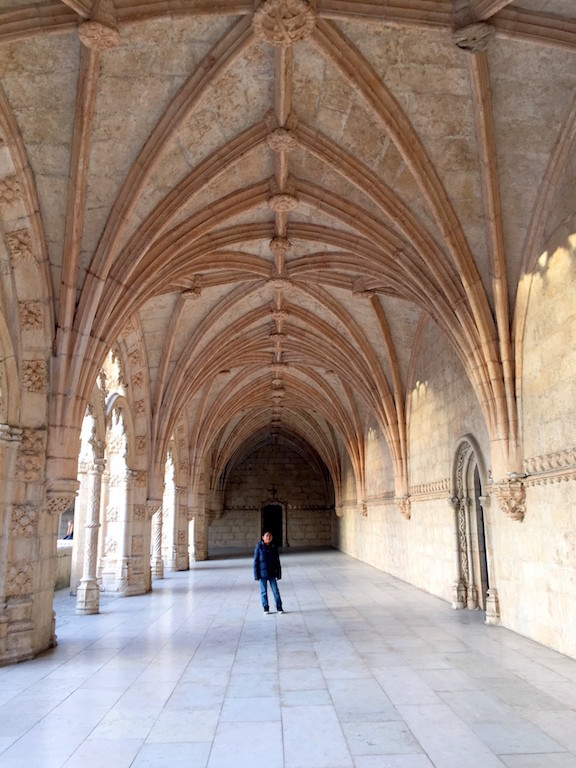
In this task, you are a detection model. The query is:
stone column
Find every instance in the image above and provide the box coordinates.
[194,505,209,561]
[76,458,105,614]
[173,486,189,570]
[150,507,164,579]
[116,469,136,594]
[463,497,478,609]
[0,424,23,664]
[449,496,466,609]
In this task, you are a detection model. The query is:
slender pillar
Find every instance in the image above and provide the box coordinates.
[76,458,105,614]
[150,507,164,579]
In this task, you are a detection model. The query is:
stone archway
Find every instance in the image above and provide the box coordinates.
[450,437,499,623]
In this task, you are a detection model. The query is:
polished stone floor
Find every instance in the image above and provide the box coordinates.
[1,549,576,768]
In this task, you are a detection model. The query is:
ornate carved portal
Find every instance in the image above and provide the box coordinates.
[451,440,498,623]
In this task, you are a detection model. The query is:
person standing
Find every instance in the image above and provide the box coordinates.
[254,531,284,614]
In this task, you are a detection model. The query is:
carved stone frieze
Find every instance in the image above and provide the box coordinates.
[134,399,145,415]
[134,470,147,487]
[410,478,451,498]
[253,0,317,47]
[524,448,576,485]
[133,504,146,521]
[132,535,144,556]
[105,505,119,522]
[131,371,143,388]
[104,535,117,555]
[22,360,47,392]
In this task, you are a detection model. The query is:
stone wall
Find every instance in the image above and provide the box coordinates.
[209,444,334,552]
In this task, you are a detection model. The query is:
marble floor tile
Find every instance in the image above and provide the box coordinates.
[1,550,576,768]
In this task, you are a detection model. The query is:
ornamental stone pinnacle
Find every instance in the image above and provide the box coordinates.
[253,0,317,48]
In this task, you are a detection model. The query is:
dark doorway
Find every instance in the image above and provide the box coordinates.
[261,504,283,546]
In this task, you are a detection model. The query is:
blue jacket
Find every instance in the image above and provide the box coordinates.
[254,540,282,580]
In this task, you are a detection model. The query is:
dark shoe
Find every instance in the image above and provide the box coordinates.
[277,609,284,614]
[263,608,270,614]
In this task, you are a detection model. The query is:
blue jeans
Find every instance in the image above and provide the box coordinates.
[260,577,282,611]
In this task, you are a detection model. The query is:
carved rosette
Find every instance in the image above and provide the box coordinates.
[453,22,494,53]
[253,0,317,47]
[79,20,120,51]
[267,128,297,153]
[269,193,299,212]
[492,478,526,521]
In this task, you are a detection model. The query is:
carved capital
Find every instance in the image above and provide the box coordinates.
[398,495,411,520]
[492,478,526,521]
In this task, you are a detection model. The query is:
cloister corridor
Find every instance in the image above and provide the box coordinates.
[1,549,576,768]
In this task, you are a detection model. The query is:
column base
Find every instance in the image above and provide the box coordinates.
[75,578,100,615]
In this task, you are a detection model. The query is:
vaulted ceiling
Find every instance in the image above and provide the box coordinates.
[1,0,574,492]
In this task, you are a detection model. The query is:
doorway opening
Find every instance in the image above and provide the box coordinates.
[452,437,494,616]
[261,503,283,547]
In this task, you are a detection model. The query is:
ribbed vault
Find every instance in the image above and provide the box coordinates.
[0,0,573,509]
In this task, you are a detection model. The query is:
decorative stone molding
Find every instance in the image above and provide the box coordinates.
[253,0,317,47]
[133,504,146,521]
[268,193,299,212]
[524,448,576,485]
[492,478,526,521]
[0,423,23,445]
[410,478,451,499]
[267,128,297,153]
[0,175,21,206]
[360,501,368,517]
[22,360,47,392]
[131,372,143,388]
[6,229,33,262]
[453,22,494,53]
